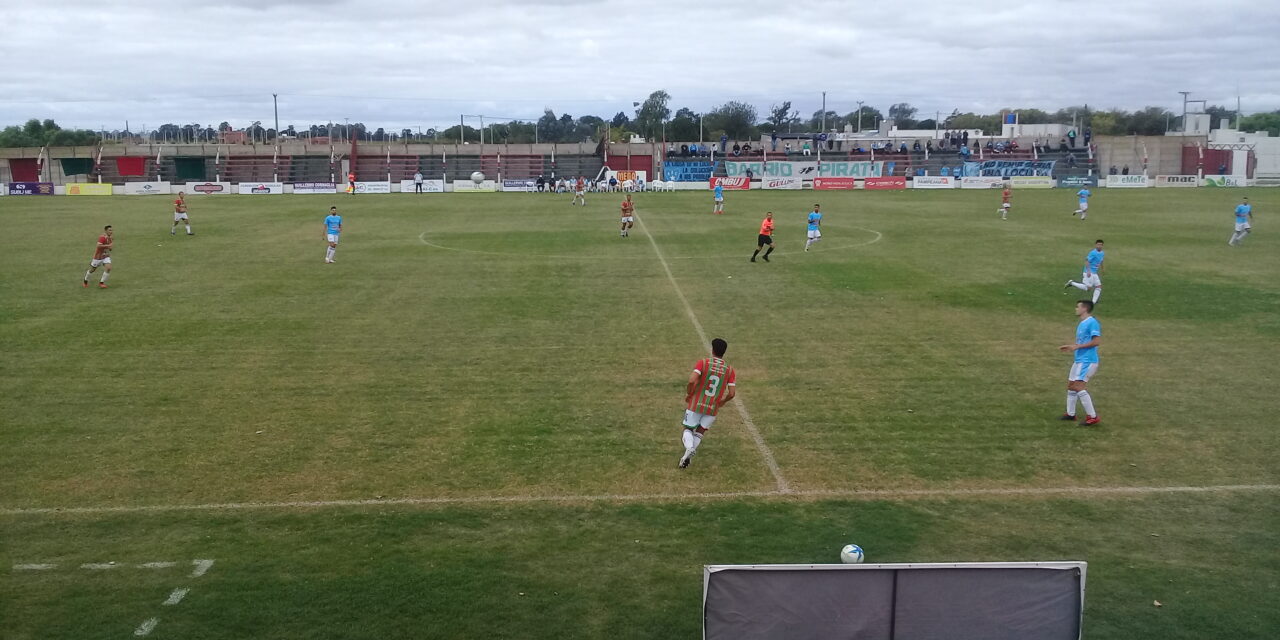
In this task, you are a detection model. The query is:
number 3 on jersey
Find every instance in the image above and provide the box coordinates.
[703,375,722,397]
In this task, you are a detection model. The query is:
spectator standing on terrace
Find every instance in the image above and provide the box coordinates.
[720,134,728,153]
[668,142,676,156]
[926,140,934,153]
[944,130,952,147]
[1084,127,1092,146]
[1066,153,1077,168]
[1122,166,1129,175]
[962,131,970,146]
[1218,162,1228,174]
[1068,128,1077,148]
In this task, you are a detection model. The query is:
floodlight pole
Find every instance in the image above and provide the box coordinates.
[856,101,864,133]
[272,93,279,142]
[1178,91,1191,135]
[821,91,827,134]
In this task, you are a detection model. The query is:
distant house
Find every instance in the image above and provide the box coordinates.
[219,130,247,144]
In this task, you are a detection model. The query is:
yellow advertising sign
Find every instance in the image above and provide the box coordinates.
[66,183,114,196]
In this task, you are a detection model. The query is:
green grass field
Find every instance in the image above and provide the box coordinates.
[2,187,1278,639]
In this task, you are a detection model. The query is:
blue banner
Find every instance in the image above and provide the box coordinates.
[663,161,713,182]
[974,160,1056,177]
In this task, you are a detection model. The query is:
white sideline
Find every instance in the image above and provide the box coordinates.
[134,618,158,637]
[633,212,791,493]
[4,485,1275,518]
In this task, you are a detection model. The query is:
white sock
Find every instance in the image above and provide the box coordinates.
[1066,390,1078,416]
[326,247,335,261]
[185,224,192,233]
[681,428,695,450]
[690,432,703,452]
[1080,212,1087,220]
[1069,281,1088,291]
[100,271,110,283]
[84,269,93,282]
[1077,390,1096,417]
[1092,288,1101,304]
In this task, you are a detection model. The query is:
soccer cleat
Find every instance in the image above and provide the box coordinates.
[1064,281,1074,289]
[762,255,769,262]
[98,283,108,289]
[750,257,756,262]
[678,448,694,469]
[1082,416,1101,426]
[1059,413,1076,421]
[82,281,89,288]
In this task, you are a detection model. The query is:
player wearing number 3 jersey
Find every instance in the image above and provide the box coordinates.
[679,338,737,469]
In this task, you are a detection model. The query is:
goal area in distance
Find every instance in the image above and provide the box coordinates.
[703,561,1085,640]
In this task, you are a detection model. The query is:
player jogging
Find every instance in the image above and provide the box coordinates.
[712,181,725,214]
[572,176,586,206]
[804,203,822,251]
[998,183,1011,220]
[1059,299,1102,426]
[751,211,775,262]
[1073,187,1092,220]
[170,191,193,235]
[83,225,114,289]
[323,206,342,263]
[619,194,635,237]
[1065,239,1104,304]
[1229,197,1253,246]
[679,338,737,469]
[347,171,357,194]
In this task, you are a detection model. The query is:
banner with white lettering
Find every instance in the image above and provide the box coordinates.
[1105,175,1149,188]
[1202,175,1246,187]
[237,182,285,194]
[185,181,232,195]
[911,176,955,189]
[123,181,171,195]
[960,177,1006,189]
[971,160,1056,177]
[819,161,883,178]
[761,177,803,190]
[663,161,713,182]
[453,180,497,192]
[294,182,337,194]
[1008,176,1055,189]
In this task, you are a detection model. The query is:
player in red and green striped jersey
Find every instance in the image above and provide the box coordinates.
[679,338,737,469]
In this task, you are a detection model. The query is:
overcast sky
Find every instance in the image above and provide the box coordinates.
[2,0,1278,132]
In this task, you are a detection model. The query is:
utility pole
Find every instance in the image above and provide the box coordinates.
[856,101,864,133]
[821,91,827,133]
[272,93,279,141]
[1178,91,1191,135]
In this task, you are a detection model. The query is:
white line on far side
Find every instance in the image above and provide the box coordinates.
[163,588,190,606]
[134,618,158,637]
[191,559,215,578]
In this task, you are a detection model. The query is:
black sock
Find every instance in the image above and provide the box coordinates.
[765,247,774,257]
[752,249,760,259]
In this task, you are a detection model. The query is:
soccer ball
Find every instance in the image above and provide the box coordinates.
[470,171,485,184]
[840,544,864,564]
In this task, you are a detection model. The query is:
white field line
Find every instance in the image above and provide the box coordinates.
[133,618,158,636]
[633,211,790,493]
[139,562,177,569]
[190,559,215,578]
[80,562,118,570]
[3,485,1278,518]
[163,588,190,606]
[13,563,57,570]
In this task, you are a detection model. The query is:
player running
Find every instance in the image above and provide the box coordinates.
[1073,186,1092,220]
[83,225,114,289]
[323,206,342,263]
[751,211,775,262]
[572,176,587,206]
[712,181,725,214]
[804,203,822,251]
[1228,196,1253,246]
[1064,239,1104,304]
[1059,299,1102,426]
[170,191,193,235]
[998,183,1011,220]
[679,338,737,469]
[346,171,357,194]
[619,194,635,237]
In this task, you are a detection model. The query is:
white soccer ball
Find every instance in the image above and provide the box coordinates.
[470,171,485,184]
[840,544,865,564]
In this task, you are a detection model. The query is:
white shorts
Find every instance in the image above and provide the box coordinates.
[1069,362,1099,382]
[621,216,634,223]
[1078,202,1089,211]
[90,257,111,267]
[682,410,716,429]
[714,197,724,203]
[1235,221,1252,232]
[807,229,822,239]
[575,190,584,196]
[174,212,188,222]
[1001,202,1011,209]
[1081,271,1101,288]
[326,233,340,244]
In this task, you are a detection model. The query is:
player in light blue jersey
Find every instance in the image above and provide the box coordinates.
[323,206,343,263]
[712,182,725,214]
[1065,239,1104,303]
[1073,187,1092,220]
[1228,196,1253,246]
[1059,299,1102,425]
[804,203,823,251]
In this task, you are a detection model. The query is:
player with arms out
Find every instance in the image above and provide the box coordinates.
[679,338,737,469]
[1064,239,1104,304]
[572,176,587,206]
[1228,196,1253,246]
[998,182,1011,220]
[170,191,193,235]
[712,181,725,214]
[1059,299,1102,426]
[804,203,822,251]
[751,211,775,262]
[83,225,114,289]
[1073,186,1091,220]
[619,193,635,237]
[323,206,342,263]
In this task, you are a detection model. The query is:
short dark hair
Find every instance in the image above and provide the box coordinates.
[330,206,337,210]
[1077,299,1094,313]
[711,338,728,357]
[1095,239,1104,244]
[104,225,112,230]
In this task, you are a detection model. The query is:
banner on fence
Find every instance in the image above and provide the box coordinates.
[1202,175,1246,187]
[123,181,172,196]
[973,160,1056,177]
[819,161,883,178]
[1057,175,1098,188]
[1106,174,1149,188]
[761,177,803,190]
[725,161,818,178]
[911,176,955,189]
[293,182,337,194]
[398,179,444,193]
[453,180,497,192]
[710,177,750,190]
[663,161,713,182]
[502,179,537,192]
[961,176,1006,189]
[237,182,285,194]
[66,183,114,196]
[185,181,232,195]
[864,176,907,190]
[813,177,856,190]
[1009,176,1055,188]
[1155,175,1199,188]
[8,181,55,195]
[353,181,391,194]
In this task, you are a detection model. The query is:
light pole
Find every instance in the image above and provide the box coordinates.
[1178,91,1190,134]
[821,91,827,133]
[856,101,865,133]
[272,93,279,142]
